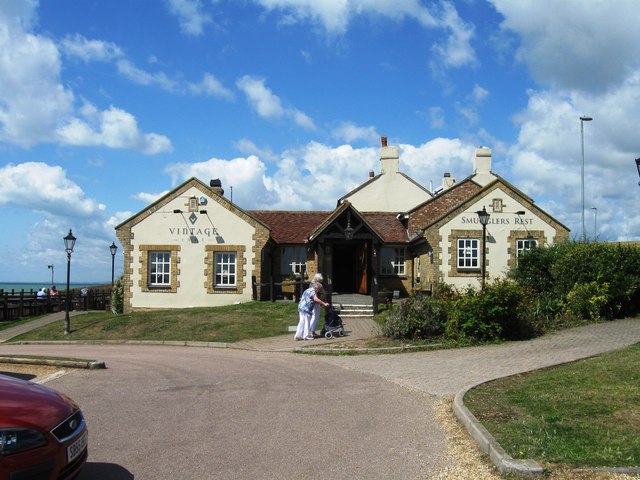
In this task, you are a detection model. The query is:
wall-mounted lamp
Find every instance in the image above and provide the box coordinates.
[516,210,525,215]
[199,210,207,214]
[173,209,182,214]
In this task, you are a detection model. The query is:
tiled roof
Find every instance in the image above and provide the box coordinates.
[250,209,408,244]
[408,179,481,233]
[361,212,409,243]
[249,211,331,244]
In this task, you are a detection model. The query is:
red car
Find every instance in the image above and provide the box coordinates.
[0,373,88,480]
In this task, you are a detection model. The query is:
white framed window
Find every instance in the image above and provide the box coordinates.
[380,247,406,275]
[516,238,538,257]
[281,247,306,276]
[457,238,479,269]
[215,252,236,287]
[149,251,171,286]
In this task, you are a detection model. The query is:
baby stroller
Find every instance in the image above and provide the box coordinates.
[320,306,345,339]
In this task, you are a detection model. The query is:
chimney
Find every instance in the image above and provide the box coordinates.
[210,178,224,196]
[473,146,492,175]
[379,135,399,175]
[443,172,456,189]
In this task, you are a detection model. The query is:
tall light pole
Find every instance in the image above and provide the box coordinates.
[580,115,593,241]
[63,229,76,335]
[591,207,597,241]
[635,158,640,186]
[47,264,54,285]
[110,242,118,288]
[476,206,490,290]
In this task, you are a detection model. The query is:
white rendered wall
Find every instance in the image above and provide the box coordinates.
[438,187,560,290]
[346,173,432,212]
[129,186,256,308]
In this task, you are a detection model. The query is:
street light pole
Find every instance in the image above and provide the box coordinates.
[109,242,118,288]
[580,115,593,241]
[476,206,490,290]
[47,264,54,285]
[635,158,640,186]
[63,230,76,335]
[591,207,597,241]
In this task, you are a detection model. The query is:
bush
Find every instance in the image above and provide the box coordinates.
[513,242,640,320]
[382,293,448,340]
[562,281,611,322]
[111,276,124,314]
[445,279,526,342]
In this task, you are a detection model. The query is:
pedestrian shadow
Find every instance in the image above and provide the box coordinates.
[79,463,134,479]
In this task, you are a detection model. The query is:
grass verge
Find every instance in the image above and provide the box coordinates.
[464,343,640,469]
[10,302,298,343]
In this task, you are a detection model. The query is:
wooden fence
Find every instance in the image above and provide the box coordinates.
[0,288,112,322]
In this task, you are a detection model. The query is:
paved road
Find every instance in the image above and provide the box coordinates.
[2,317,639,479]
[0,343,446,479]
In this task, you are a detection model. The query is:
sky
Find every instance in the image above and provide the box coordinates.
[1,0,640,284]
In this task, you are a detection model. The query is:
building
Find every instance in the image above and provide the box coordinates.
[115,138,569,313]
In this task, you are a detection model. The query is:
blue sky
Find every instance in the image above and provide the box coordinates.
[1,0,639,283]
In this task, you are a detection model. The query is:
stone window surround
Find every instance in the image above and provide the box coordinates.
[205,245,246,295]
[507,230,546,269]
[139,244,181,293]
[448,229,485,278]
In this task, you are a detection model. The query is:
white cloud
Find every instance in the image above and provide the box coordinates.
[504,75,640,241]
[236,75,316,130]
[117,59,179,92]
[56,104,173,155]
[490,0,640,92]
[164,138,478,211]
[166,0,212,36]
[188,73,234,100]
[0,162,102,217]
[431,1,476,69]
[0,13,74,146]
[255,0,474,69]
[61,34,124,62]
[332,122,379,144]
[0,3,173,154]
[133,191,170,204]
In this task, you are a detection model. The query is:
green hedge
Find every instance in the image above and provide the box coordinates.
[381,242,640,342]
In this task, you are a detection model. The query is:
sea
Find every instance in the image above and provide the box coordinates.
[0,282,105,293]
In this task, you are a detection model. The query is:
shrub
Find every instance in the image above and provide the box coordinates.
[445,279,526,342]
[111,276,124,314]
[562,281,611,322]
[382,293,448,340]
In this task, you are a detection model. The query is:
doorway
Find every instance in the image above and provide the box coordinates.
[332,243,368,294]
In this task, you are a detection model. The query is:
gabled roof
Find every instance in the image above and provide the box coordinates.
[115,177,270,232]
[336,171,431,206]
[409,174,570,233]
[251,204,409,245]
[408,178,481,234]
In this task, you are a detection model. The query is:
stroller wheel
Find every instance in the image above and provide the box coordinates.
[325,331,333,339]
[338,328,345,336]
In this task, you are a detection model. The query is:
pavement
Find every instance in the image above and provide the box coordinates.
[2,311,640,476]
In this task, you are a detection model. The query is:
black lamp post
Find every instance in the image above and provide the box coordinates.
[109,242,118,287]
[635,158,640,186]
[476,206,490,290]
[63,229,76,335]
